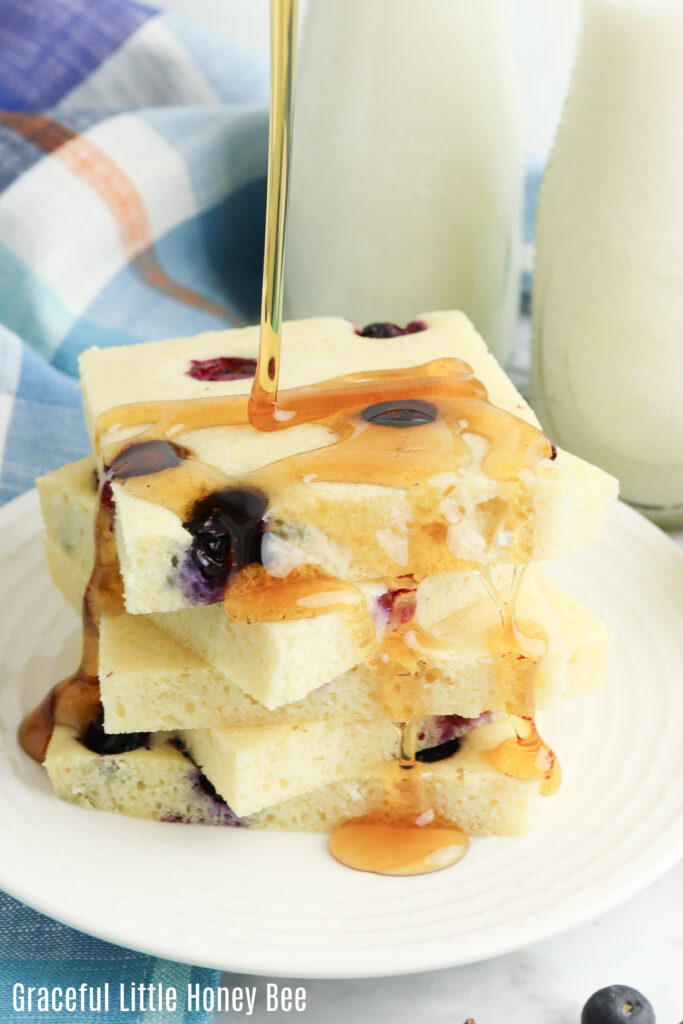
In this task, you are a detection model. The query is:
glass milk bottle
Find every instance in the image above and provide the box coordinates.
[532,0,683,524]
[284,0,523,365]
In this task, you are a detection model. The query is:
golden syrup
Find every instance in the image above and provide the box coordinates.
[329,739,468,876]
[19,471,123,762]
[478,565,561,796]
[18,666,100,765]
[489,716,562,797]
[224,564,363,622]
[224,564,376,666]
[326,579,472,876]
[330,813,469,876]
[92,359,551,582]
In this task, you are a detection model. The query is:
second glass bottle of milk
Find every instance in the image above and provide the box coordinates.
[284,0,523,365]
[532,0,683,523]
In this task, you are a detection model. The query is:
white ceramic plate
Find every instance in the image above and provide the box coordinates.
[0,490,682,978]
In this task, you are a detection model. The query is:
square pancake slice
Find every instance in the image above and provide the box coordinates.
[43,529,610,730]
[44,718,541,836]
[39,457,514,708]
[77,312,618,614]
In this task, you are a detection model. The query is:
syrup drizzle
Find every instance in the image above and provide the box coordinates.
[477,565,561,796]
[19,468,122,762]
[19,0,561,876]
[329,759,469,876]
[18,446,179,763]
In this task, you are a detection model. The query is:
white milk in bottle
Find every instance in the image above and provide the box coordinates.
[532,0,683,522]
[284,0,523,365]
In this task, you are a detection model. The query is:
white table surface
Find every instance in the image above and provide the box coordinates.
[216,530,683,1023]
[216,865,682,1022]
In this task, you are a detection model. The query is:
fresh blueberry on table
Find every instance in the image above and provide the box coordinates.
[581,985,655,1024]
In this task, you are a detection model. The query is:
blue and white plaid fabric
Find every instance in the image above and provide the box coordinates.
[0,893,215,1023]
[0,0,268,505]
[0,0,269,1015]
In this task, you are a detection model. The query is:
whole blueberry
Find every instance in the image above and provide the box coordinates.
[81,711,150,756]
[416,737,461,763]
[186,356,256,381]
[357,320,426,338]
[184,487,267,580]
[106,440,188,480]
[581,986,655,1024]
[361,398,437,429]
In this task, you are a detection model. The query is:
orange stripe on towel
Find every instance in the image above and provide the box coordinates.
[0,112,241,324]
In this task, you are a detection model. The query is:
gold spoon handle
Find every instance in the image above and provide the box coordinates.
[250,0,299,423]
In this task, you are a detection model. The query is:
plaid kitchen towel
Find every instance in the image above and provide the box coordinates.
[0,0,268,506]
[0,893,216,1023]
[0,0,269,1016]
